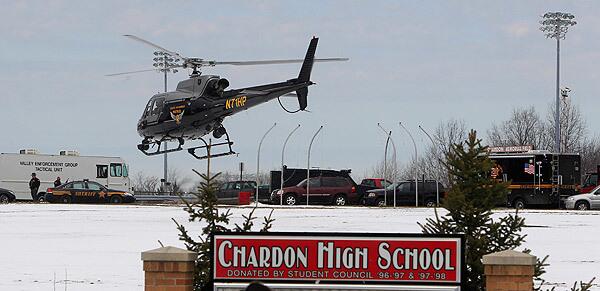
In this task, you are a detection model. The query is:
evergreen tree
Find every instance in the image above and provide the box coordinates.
[173,168,274,290]
[419,130,526,290]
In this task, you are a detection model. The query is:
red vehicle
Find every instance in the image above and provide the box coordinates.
[581,172,599,194]
[360,178,392,189]
[273,176,357,206]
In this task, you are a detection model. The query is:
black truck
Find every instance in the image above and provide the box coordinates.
[490,151,580,208]
[364,180,445,207]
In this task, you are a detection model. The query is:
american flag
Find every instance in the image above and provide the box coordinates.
[524,163,535,175]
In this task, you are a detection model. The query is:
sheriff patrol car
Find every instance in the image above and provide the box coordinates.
[45,180,135,204]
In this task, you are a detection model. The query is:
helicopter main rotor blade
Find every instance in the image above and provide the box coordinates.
[123,34,188,61]
[208,57,349,66]
[105,68,160,76]
[105,64,183,77]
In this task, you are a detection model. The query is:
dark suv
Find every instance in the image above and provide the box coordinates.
[272,176,357,206]
[365,180,445,207]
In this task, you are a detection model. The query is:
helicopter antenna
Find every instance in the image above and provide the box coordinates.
[277,96,302,114]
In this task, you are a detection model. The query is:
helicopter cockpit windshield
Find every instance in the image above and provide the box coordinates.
[142,96,165,122]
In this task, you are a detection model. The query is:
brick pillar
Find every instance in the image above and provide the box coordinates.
[142,246,197,291]
[483,250,536,291]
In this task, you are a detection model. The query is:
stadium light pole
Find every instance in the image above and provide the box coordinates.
[280,124,301,206]
[256,123,276,207]
[399,122,418,207]
[540,12,576,153]
[377,123,397,208]
[307,126,324,206]
[153,51,179,192]
[418,125,440,206]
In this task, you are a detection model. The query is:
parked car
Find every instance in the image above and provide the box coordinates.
[216,181,272,204]
[270,167,357,190]
[271,176,357,206]
[217,181,255,205]
[564,185,600,210]
[45,180,135,204]
[365,180,445,207]
[0,188,16,203]
[357,178,392,204]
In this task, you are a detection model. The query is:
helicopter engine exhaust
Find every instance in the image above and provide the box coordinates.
[207,78,230,96]
[217,78,229,90]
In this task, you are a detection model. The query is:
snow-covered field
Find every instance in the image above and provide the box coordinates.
[0,203,598,290]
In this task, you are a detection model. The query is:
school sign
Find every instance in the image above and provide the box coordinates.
[212,232,464,291]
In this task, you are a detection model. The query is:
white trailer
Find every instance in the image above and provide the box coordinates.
[0,149,131,200]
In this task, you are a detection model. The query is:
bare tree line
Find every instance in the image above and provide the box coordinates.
[487,100,600,173]
[132,168,273,194]
[486,101,588,153]
[371,119,468,187]
[132,168,192,194]
[372,100,600,185]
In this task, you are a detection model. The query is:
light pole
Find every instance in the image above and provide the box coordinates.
[540,12,576,153]
[307,126,324,205]
[418,125,440,206]
[281,124,301,206]
[256,123,276,207]
[377,123,397,207]
[380,130,391,206]
[400,122,418,207]
[153,51,179,191]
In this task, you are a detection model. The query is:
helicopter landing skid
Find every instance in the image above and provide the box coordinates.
[187,134,236,160]
[137,132,235,160]
[137,139,184,156]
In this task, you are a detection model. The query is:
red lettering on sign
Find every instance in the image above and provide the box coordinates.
[213,234,461,284]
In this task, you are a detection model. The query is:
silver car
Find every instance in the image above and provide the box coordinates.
[565,185,600,210]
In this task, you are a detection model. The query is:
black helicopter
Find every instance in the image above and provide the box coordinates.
[109,35,347,159]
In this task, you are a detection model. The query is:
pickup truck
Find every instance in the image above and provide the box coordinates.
[365,180,445,207]
[357,178,392,205]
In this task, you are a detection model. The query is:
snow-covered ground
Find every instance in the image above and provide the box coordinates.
[0,203,598,290]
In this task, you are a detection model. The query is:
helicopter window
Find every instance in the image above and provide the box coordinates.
[143,100,154,117]
[152,98,164,115]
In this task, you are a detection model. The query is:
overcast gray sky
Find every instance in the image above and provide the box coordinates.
[2,1,599,185]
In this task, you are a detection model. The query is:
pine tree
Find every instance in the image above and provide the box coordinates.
[173,168,274,290]
[419,130,526,290]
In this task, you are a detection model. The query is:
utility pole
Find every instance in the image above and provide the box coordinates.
[400,122,418,207]
[307,126,323,206]
[540,12,576,153]
[280,125,301,205]
[418,125,440,206]
[377,123,397,207]
[256,123,276,206]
